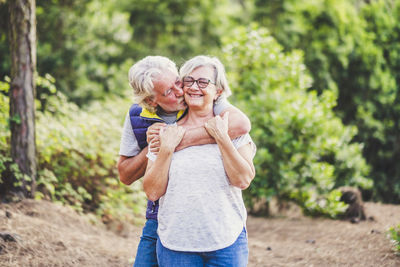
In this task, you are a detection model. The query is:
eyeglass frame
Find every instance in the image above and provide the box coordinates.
[161,77,183,97]
[182,76,216,89]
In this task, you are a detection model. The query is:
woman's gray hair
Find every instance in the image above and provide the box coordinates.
[179,55,232,99]
[128,56,178,112]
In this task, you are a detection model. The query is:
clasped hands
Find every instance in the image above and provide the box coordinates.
[146,112,230,154]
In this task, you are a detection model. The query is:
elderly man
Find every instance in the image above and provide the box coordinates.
[117,56,251,267]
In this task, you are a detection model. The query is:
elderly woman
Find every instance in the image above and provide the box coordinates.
[143,55,256,266]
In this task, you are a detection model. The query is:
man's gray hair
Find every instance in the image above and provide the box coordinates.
[128,56,178,112]
[179,55,232,99]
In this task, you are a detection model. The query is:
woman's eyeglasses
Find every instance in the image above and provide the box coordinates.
[183,76,216,89]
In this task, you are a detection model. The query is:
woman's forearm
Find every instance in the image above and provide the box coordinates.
[216,135,255,190]
[143,125,186,200]
[143,147,174,201]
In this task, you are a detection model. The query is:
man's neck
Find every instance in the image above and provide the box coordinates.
[156,107,180,124]
[156,107,180,115]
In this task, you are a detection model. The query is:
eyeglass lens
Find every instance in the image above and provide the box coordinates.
[183,77,212,89]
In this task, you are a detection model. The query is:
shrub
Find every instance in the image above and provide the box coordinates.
[388,224,400,255]
[222,25,372,218]
[252,0,400,203]
[0,77,146,222]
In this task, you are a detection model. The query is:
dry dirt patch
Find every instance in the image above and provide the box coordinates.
[248,202,400,267]
[0,199,141,267]
[0,200,399,266]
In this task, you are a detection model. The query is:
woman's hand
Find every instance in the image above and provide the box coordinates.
[160,125,186,152]
[205,111,229,141]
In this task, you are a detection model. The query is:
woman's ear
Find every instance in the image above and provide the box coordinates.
[214,89,223,100]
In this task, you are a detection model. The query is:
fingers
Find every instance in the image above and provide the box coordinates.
[147,133,159,144]
[159,125,186,149]
[149,141,160,154]
[149,139,160,148]
[146,122,166,143]
[147,122,166,133]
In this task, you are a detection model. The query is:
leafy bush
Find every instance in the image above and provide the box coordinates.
[252,0,400,203]
[0,79,11,185]
[0,77,146,222]
[388,224,400,255]
[222,26,372,218]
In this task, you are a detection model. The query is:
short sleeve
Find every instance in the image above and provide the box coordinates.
[213,96,232,115]
[119,112,141,157]
[146,147,157,162]
[233,134,257,158]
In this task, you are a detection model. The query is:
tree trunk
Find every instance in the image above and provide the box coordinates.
[8,0,37,198]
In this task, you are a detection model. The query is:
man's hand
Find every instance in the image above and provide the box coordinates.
[205,111,229,141]
[147,122,166,154]
[147,122,166,144]
[160,125,186,152]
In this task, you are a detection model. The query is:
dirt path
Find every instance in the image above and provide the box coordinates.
[1,200,399,266]
[247,202,400,266]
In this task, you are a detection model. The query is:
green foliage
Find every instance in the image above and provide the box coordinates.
[34,89,146,218]
[117,0,250,68]
[0,79,10,185]
[253,0,400,203]
[33,0,134,104]
[1,0,248,104]
[97,177,146,225]
[0,76,146,221]
[388,224,400,255]
[0,1,9,81]
[222,26,371,218]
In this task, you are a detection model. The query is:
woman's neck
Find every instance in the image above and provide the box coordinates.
[180,106,214,129]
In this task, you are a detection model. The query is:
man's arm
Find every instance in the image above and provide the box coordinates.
[176,105,251,151]
[117,147,148,185]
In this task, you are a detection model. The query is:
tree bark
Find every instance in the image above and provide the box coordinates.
[8,0,37,198]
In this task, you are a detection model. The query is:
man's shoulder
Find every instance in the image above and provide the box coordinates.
[129,104,143,116]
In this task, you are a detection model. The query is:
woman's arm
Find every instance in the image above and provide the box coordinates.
[205,112,255,189]
[142,126,185,201]
[176,105,251,151]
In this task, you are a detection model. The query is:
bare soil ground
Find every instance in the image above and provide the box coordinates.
[0,199,399,267]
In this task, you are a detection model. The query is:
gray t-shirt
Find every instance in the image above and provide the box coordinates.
[119,97,231,156]
[147,134,256,252]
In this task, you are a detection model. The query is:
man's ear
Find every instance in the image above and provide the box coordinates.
[145,96,157,107]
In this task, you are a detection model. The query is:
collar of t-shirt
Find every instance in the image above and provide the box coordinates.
[156,108,179,125]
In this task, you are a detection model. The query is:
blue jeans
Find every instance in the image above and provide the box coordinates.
[133,219,159,267]
[156,228,248,267]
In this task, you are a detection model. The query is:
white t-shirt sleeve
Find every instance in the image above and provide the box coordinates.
[233,134,257,158]
[213,96,232,115]
[146,146,157,162]
[119,112,141,157]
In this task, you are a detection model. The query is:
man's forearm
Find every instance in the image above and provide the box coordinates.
[117,147,148,185]
[176,106,251,151]
[224,105,251,138]
[176,126,214,151]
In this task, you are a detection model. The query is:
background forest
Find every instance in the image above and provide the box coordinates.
[0,0,400,226]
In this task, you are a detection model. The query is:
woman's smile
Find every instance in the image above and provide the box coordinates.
[186,92,204,98]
